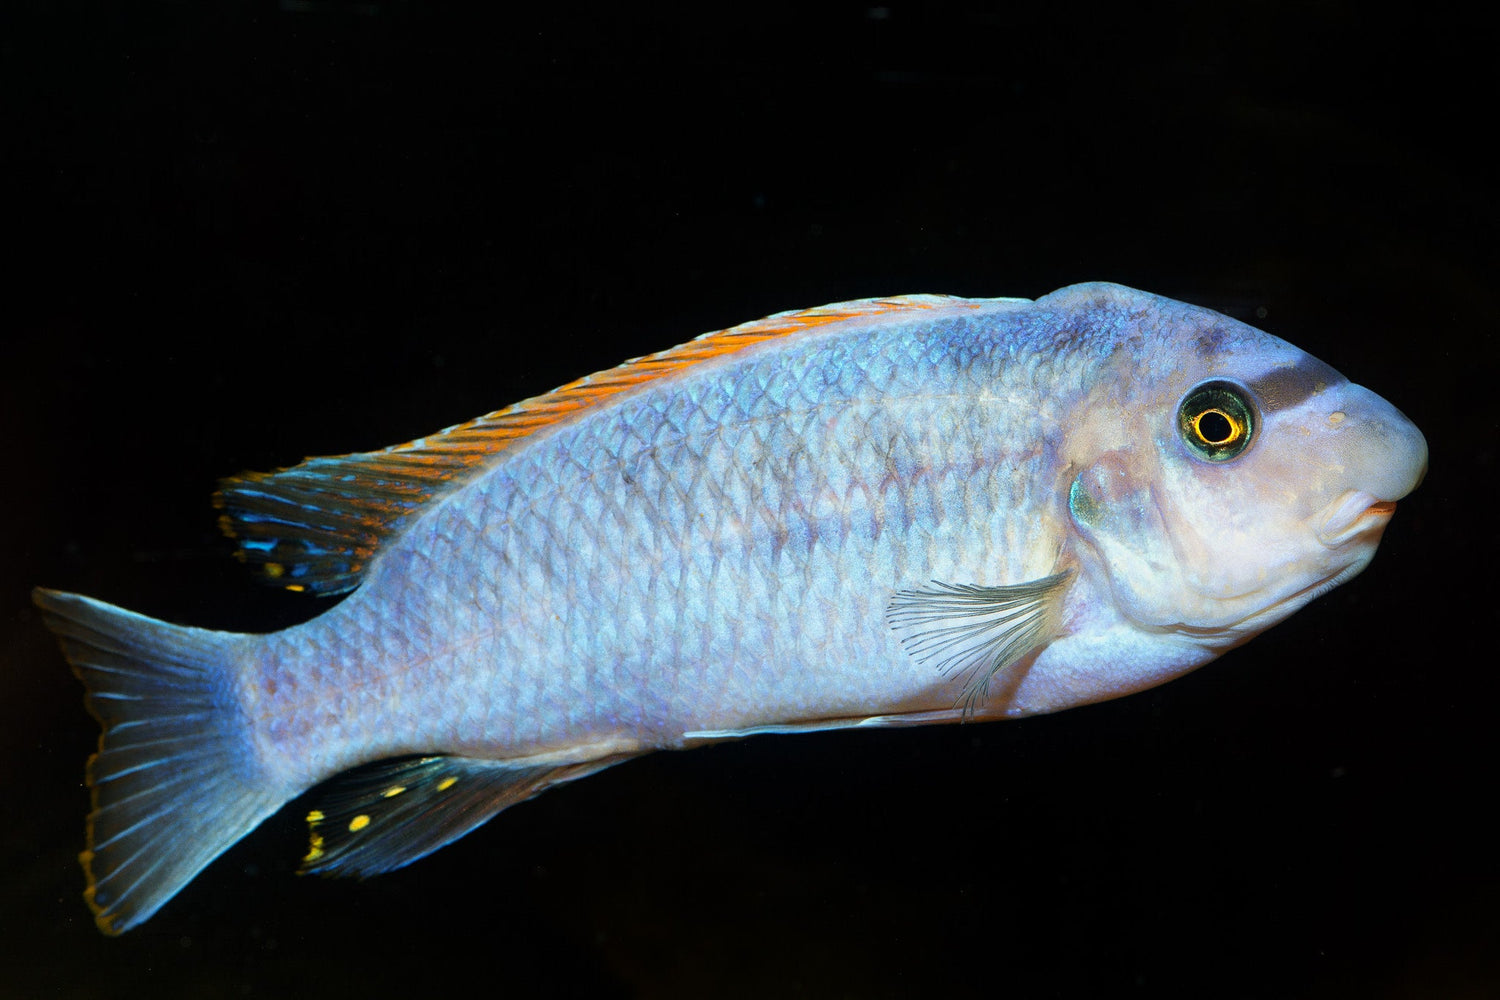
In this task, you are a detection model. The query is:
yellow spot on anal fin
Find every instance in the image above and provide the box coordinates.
[285,584,306,592]
[349,814,371,832]
[436,776,457,791]
[306,810,325,825]
[265,562,285,579]
[304,832,325,863]
[382,785,406,798]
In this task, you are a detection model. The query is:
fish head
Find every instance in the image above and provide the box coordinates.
[1065,295,1427,648]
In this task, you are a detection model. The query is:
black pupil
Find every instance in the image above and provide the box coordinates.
[1198,410,1233,444]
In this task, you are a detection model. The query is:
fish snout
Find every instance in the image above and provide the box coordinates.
[1312,383,1427,546]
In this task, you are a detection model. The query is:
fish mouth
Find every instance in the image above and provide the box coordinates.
[1317,491,1397,547]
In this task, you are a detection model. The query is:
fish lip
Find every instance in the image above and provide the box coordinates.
[1316,490,1397,547]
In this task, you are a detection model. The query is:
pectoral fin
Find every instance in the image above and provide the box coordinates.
[886,570,1072,714]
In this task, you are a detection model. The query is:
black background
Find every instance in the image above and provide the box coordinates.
[3,2,1495,997]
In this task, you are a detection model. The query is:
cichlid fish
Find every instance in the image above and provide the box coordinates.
[36,282,1427,934]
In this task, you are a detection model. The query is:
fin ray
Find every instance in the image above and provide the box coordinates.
[301,753,634,877]
[886,570,1073,714]
[33,588,288,935]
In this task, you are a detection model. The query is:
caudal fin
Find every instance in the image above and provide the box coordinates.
[33,588,287,935]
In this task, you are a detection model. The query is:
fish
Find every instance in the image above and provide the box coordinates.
[34,281,1428,935]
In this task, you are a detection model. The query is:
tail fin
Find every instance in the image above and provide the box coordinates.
[33,588,287,935]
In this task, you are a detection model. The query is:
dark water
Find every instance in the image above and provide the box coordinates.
[4,3,1494,997]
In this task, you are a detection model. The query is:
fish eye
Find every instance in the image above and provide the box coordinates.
[1177,381,1255,462]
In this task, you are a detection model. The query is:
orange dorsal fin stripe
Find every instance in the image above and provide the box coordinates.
[215,294,977,595]
[393,293,974,454]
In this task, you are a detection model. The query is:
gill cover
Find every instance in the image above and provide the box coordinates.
[1066,450,1181,627]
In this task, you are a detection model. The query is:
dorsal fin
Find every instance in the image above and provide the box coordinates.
[216,294,978,595]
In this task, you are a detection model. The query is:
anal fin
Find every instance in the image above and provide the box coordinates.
[301,753,632,877]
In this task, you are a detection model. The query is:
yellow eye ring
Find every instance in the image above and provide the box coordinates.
[1178,382,1256,461]
[1191,407,1244,447]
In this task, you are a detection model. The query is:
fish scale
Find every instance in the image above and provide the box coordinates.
[35,283,1427,933]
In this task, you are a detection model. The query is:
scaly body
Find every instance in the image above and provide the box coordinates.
[36,282,1427,934]
[253,297,1083,782]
